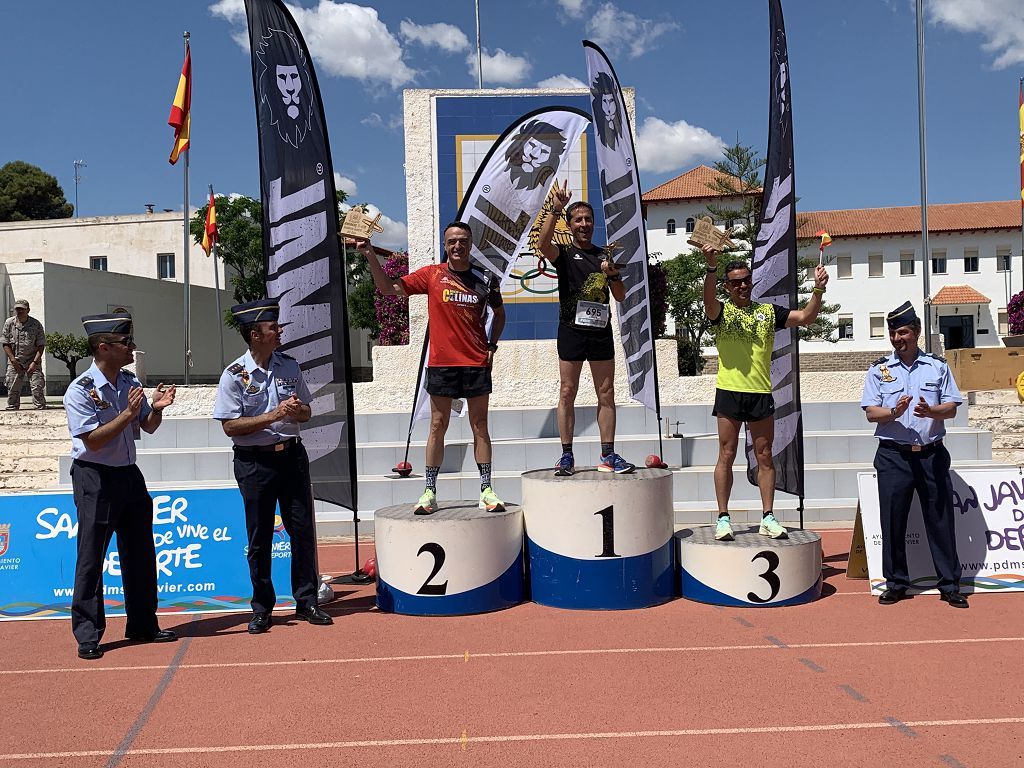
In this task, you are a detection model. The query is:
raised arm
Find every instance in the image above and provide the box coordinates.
[537,180,571,263]
[785,265,829,328]
[701,245,722,322]
[349,237,406,296]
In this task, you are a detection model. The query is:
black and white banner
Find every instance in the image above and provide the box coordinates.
[583,40,660,413]
[745,0,804,497]
[245,0,358,510]
[410,107,590,421]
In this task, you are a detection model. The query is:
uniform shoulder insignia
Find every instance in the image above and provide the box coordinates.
[227,363,245,375]
[119,368,137,379]
[871,356,889,367]
[923,351,947,363]
[277,351,295,361]
[78,376,94,388]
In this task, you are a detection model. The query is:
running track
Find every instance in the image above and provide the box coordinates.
[1,530,1021,767]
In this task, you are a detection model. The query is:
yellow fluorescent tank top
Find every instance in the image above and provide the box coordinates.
[713,300,784,394]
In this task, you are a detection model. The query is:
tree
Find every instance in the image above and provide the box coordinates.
[46,332,90,379]
[0,161,74,221]
[704,142,764,248]
[663,251,714,375]
[647,256,668,339]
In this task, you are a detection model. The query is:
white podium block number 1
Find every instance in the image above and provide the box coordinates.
[595,506,620,558]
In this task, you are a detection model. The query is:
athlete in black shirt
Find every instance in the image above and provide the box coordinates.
[536,181,635,475]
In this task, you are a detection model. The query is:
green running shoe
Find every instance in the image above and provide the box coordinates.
[715,515,735,541]
[759,513,788,539]
[479,486,505,513]
[414,488,438,515]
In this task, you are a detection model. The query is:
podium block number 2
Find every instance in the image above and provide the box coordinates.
[747,550,781,603]
[594,506,620,558]
[416,542,449,595]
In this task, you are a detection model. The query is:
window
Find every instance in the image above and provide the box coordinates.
[666,219,676,235]
[838,315,854,340]
[964,248,979,273]
[24,258,41,263]
[899,250,915,276]
[997,246,1011,272]
[869,314,885,339]
[868,252,883,277]
[685,217,695,233]
[999,309,1009,336]
[725,219,735,229]
[836,254,852,279]
[931,249,947,274]
[90,256,107,271]
[158,253,175,279]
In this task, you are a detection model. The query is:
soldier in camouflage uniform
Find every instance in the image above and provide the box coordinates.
[2,299,46,410]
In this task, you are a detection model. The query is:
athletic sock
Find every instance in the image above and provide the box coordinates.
[718,511,730,519]
[561,443,573,454]
[763,510,773,519]
[478,462,492,491]
[601,442,614,457]
[425,465,440,493]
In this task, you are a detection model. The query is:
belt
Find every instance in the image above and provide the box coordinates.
[879,439,943,456]
[234,437,299,454]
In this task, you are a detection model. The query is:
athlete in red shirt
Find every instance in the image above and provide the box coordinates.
[354,222,506,514]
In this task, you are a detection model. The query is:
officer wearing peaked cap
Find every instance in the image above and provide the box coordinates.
[861,301,967,608]
[64,311,177,660]
[213,299,332,634]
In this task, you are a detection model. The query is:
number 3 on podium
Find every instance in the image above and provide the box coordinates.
[747,550,781,603]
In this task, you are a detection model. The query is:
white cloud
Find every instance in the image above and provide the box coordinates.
[557,0,587,18]
[930,0,1024,69]
[536,74,587,89]
[340,203,408,251]
[635,117,724,174]
[399,19,469,53]
[333,172,358,197]
[361,112,404,130]
[467,48,532,85]
[211,0,416,88]
[586,2,679,58]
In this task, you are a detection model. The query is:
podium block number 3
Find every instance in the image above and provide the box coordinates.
[594,506,620,558]
[416,542,449,595]
[747,550,781,603]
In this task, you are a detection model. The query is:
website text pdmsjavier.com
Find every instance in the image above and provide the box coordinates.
[53,581,217,598]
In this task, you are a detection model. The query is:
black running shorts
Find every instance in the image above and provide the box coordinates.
[557,324,615,362]
[426,366,492,399]
[712,388,775,423]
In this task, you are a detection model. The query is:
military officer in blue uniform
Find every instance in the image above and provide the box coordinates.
[64,311,178,660]
[861,301,967,608]
[213,299,332,634]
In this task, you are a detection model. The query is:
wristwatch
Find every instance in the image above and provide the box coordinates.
[706,266,717,274]
[486,343,498,352]
[607,274,622,282]
[890,407,897,418]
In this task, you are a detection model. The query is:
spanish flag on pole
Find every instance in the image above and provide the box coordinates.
[201,189,217,256]
[168,44,191,165]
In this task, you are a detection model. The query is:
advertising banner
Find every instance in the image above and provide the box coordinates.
[0,487,294,621]
[858,468,1024,594]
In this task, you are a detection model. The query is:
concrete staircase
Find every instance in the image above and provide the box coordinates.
[967,389,1024,465]
[0,406,68,490]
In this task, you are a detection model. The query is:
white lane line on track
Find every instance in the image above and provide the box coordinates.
[5,636,1023,676]
[4,718,1023,760]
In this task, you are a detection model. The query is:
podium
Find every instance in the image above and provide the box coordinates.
[677,526,822,607]
[522,468,675,609]
[375,502,525,616]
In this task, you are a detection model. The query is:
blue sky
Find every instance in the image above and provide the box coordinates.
[4,0,1024,250]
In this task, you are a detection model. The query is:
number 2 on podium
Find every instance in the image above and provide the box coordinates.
[417,542,449,595]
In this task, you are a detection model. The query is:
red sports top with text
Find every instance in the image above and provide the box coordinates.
[400,264,503,367]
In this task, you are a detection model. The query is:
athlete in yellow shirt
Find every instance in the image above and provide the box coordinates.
[700,244,828,541]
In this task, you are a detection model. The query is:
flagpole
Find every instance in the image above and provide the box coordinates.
[210,184,225,368]
[182,30,192,385]
[474,0,483,88]
[915,1,932,353]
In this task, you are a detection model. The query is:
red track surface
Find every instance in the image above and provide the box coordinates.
[1,530,1022,768]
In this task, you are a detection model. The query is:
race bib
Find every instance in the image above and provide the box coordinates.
[575,300,610,329]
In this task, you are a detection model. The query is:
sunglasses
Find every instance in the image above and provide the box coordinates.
[109,336,136,347]
[726,276,753,287]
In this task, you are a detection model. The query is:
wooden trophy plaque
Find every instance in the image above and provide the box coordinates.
[686,216,736,251]
[340,208,385,240]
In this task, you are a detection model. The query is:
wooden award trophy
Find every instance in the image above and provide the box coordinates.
[686,216,736,251]
[340,208,385,240]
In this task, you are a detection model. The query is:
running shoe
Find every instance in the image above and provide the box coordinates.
[479,486,505,513]
[554,451,575,476]
[715,515,735,541]
[597,453,636,474]
[413,489,438,515]
[759,513,788,539]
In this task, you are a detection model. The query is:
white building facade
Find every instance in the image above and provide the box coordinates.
[643,167,1023,353]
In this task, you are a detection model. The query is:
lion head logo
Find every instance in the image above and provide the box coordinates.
[590,71,622,151]
[504,120,567,191]
[255,27,315,148]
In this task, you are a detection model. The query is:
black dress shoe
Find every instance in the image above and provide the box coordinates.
[878,588,907,605]
[77,643,104,660]
[940,591,969,609]
[295,605,333,626]
[248,612,273,634]
[125,629,178,643]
